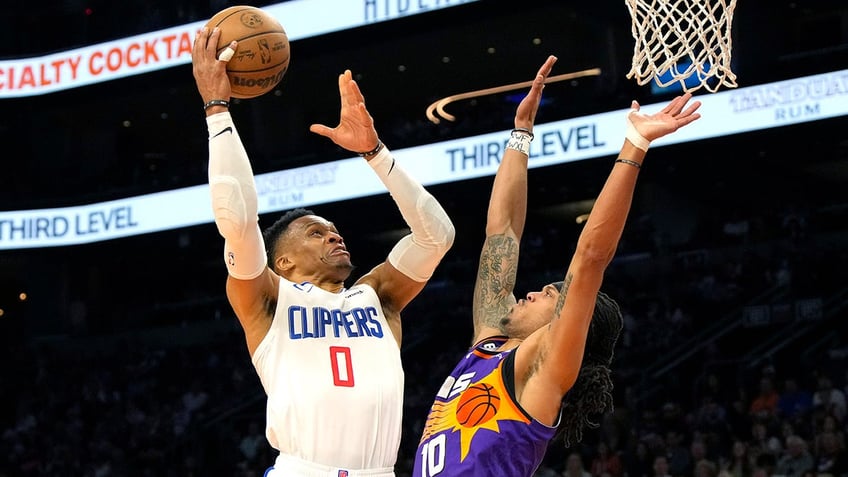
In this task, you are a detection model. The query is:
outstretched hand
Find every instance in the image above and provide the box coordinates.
[514,55,558,131]
[192,27,234,104]
[628,92,702,142]
[309,70,380,154]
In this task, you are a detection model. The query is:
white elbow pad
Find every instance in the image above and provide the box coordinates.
[387,194,455,282]
[212,178,267,279]
[207,112,267,279]
[223,224,268,280]
[367,146,454,281]
[210,176,250,239]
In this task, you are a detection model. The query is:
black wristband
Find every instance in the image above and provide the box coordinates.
[203,99,230,111]
[615,158,642,169]
[358,141,385,157]
[511,127,534,140]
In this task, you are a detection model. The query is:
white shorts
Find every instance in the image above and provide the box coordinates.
[264,454,395,477]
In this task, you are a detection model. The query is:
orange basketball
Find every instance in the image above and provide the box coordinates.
[455,383,500,427]
[204,5,290,99]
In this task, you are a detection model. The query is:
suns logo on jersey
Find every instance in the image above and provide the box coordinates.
[419,364,529,461]
[480,341,499,351]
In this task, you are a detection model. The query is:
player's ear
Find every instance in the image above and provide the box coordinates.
[277,255,294,273]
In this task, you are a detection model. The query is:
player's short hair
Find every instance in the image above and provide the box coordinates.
[552,288,623,447]
[263,207,315,269]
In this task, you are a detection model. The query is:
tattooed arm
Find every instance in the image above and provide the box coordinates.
[471,56,557,344]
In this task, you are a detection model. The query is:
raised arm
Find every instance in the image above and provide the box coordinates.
[518,93,702,424]
[193,27,279,356]
[309,71,455,321]
[471,56,558,344]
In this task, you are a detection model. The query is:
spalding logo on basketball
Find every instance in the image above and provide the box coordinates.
[455,382,501,427]
[205,5,290,99]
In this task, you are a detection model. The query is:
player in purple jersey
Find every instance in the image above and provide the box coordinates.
[413,55,702,476]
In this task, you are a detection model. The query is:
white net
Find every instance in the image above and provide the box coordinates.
[625,0,738,93]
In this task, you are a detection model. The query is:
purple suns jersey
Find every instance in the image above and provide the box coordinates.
[413,337,558,477]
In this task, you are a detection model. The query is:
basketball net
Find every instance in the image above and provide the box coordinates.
[625,0,738,93]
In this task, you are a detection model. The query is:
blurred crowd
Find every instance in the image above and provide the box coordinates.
[3,2,847,476]
[2,198,847,477]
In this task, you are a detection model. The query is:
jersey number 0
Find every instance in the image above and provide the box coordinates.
[330,346,355,387]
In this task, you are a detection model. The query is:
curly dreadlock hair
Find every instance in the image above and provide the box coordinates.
[550,284,624,447]
[262,207,315,270]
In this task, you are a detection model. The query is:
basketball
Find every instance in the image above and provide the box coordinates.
[204,5,290,99]
[455,383,500,427]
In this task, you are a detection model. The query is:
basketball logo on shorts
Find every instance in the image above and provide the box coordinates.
[455,382,500,427]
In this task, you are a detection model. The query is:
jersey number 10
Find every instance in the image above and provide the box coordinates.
[420,433,446,476]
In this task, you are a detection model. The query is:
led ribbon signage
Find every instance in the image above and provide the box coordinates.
[2,69,846,249]
[0,0,479,98]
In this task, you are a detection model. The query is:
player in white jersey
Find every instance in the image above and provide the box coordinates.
[191,28,455,476]
[256,276,404,473]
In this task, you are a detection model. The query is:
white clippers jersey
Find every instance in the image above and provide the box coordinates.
[251,278,404,471]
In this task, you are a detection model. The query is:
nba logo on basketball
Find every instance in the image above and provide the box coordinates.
[338,471,348,477]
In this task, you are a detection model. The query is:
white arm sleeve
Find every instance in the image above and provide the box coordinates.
[368,146,455,282]
[207,112,268,280]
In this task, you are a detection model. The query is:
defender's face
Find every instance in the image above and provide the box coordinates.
[500,283,561,339]
[279,215,353,277]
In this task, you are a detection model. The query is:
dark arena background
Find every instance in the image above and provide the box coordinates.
[2,1,847,475]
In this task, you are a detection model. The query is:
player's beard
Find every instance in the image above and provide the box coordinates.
[320,254,355,275]
[498,315,513,335]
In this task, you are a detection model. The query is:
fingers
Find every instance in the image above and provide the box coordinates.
[206,28,222,56]
[651,93,698,121]
[193,27,231,65]
[669,95,701,128]
[337,71,349,105]
[218,41,236,62]
[339,70,360,106]
[665,94,699,124]
[309,124,332,138]
[679,100,702,118]
[356,102,372,120]
[529,55,557,92]
[348,77,366,105]
[528,56,557,95]
[513,56,558,128]
[537,55,558,79]
[193,28,208,56]
[665,92,694,115]
[676,97,702,125]
[660,98,678,114]
[676,112,702,128]
[631,100,640,111]
[527,74,545,98]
